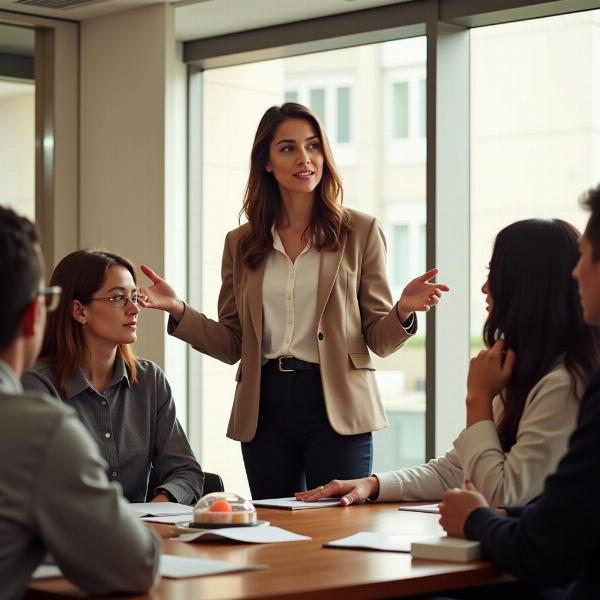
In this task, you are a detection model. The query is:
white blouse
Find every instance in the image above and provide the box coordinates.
[262,228,320,363]
[374,363,581,507]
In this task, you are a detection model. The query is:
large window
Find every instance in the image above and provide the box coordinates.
[470,10,600,351]
[197,38,427,495]
[186,1,600,494]
[383,38,427,164]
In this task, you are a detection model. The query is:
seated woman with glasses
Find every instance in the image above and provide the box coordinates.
[297,219,600,508]
[22,250,204,504]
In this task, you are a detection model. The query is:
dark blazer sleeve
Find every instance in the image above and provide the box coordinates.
[464,371,600,588]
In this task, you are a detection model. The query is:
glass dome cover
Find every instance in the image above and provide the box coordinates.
[192,491,257,526]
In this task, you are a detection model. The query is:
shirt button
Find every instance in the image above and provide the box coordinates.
[101,400,107,406]
[318,332,324,341]
[111,471,118,478]
[288,320,292,325]
[105,432,111,439]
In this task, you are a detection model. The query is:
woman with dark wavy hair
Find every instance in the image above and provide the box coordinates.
[139,102,448,499]
[299,218,599,507]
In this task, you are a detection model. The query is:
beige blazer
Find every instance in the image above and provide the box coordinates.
[169,209,414,442]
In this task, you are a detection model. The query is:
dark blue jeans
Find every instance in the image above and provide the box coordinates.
[241,365,373,500]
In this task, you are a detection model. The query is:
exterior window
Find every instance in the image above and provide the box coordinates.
[392,221,426,288]
[417,223,426,274]
[392,82,409,139]
[393,224,410,285]
[309,88,326,126]
[418,79,426,138]
[198,39,426,494]
[285,78,355,165]
[285,89,298,103]
[336,86,351,143]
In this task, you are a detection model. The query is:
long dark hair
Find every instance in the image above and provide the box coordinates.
[484,219,599,452]
[39,250,139,396]
[239,102,351,269]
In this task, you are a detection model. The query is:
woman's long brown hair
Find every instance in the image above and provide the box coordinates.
[39,250,138,396]
[483,219,600,452]
[240,102,351,269]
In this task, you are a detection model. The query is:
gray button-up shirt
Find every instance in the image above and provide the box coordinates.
[0,360,160,599]
[22,355,204,504]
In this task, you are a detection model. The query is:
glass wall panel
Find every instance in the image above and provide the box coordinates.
[470,10,600,352]
[392,81,409,138]
[200,38,427,495]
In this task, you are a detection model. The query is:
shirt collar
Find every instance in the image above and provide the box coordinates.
[271,225,286,254]
[65,351,130,399]
[271,224,314,256]
[0,360,23,395]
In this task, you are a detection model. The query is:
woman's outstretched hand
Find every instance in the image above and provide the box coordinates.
[295,476,380,506]
[138,264,185,321]
[397,268,450,322]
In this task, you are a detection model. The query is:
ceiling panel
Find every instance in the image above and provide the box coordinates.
[0,0,168,20]
[175,0,415,41]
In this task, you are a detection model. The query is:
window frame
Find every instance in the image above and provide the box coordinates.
[183,0,600,461]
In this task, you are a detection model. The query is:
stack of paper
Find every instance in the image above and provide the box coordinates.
[159,555,266,578]
[31,555,267,581]
[128,502,193,521]
[326,532,436,553]
[252,497,340,510]
[411,536,482,562]
[397,504,440,514]
[175,526,311,544]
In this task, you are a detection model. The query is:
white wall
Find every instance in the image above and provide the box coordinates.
[0,89,34,220]
[79,3,188,418]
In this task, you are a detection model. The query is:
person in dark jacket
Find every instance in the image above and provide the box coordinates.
[439,183,600,600]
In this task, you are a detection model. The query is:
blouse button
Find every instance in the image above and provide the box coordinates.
[318,332,324,341]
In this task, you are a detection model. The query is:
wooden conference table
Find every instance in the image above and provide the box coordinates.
[27,503,508,600]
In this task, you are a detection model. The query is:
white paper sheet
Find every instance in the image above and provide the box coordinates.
[397,504,440,514]
[175,525,311,544]
[128,501,193,517]
[140,515,191,524]
[326,532,437,553]
[251,497,341,510]
[31,565,63,580]
[31,555,267,582]
[160,554,266,578]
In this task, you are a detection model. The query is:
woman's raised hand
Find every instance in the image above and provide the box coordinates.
[397,268,449,322]
[465,339,516,427]
[138,265,185,321]
[295,476,380,506]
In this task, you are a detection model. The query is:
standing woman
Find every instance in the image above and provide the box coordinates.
[140,102,448,499]
[22,250,204,504]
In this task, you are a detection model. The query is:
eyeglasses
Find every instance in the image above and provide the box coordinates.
[89,293,140,308]
[40,286,62,313]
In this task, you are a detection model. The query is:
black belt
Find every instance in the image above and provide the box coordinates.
[263,356,320,373]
